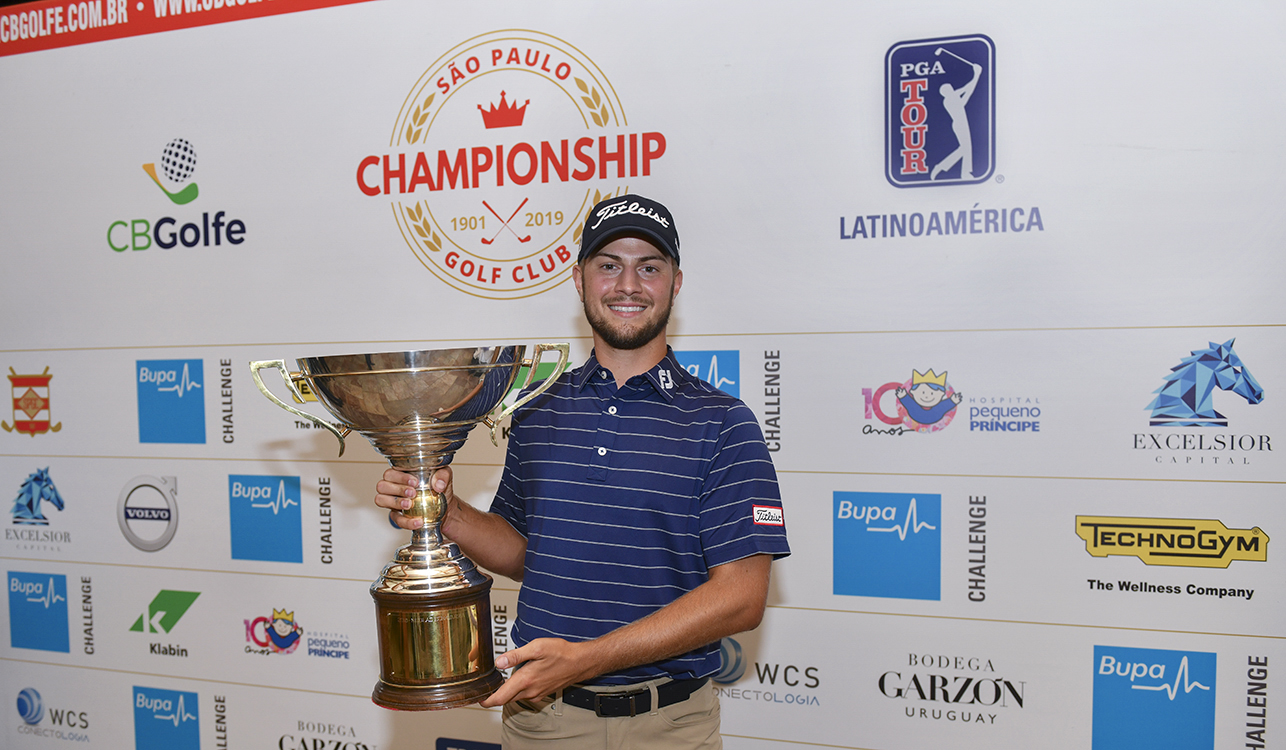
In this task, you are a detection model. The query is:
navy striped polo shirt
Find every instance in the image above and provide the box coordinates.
[490,349,790,685]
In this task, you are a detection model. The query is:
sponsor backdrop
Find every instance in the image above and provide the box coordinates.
[1,1,1282,748]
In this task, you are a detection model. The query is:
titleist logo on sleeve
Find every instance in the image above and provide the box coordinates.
[753,505,785,526]
[590,200,671,231]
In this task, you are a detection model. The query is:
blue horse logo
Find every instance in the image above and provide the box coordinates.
[12,468,65,526]
[1147,339,1264,427]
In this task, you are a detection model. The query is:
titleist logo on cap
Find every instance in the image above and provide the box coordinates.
[590,200,671,231]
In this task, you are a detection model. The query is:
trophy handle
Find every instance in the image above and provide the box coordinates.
[486,343,570,446]
[249,359,352,457]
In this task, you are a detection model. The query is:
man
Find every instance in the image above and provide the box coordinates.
[374,194,789,749]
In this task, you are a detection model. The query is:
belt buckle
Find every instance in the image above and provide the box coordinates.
[592,690,641,717]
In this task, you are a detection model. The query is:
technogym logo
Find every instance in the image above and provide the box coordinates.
[356,29,669,299]
[107,139,247,253]
[1076,516,1268,568]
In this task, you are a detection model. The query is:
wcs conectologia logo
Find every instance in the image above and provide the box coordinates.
[355,29,669,299]
[833,492,941,601]
[886,34,995,187]
[108,138,247,252]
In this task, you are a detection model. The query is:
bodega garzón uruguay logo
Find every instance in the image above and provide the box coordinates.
[356,30,668,299]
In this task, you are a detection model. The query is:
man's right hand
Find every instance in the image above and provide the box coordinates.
[374,467,454,530]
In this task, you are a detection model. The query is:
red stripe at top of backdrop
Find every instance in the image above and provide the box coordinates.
[0,0,379,57]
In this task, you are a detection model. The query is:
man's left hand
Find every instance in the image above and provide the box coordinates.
[480,638,593,707]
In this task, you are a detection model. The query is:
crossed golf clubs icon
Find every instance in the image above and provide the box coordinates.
[481,198,531,245]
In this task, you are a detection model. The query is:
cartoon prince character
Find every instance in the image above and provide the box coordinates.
[267,608,302,652]
[896,369,962,426]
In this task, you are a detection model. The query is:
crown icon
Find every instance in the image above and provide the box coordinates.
[478,91,529,129]
[272,608,294,622]
[911,369,948,388]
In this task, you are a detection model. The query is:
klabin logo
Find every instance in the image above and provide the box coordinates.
[1092,646,1215,750]
[886,34,995,187]
[356,29,668,299]
[12,467,64,525]
[130,590,200,634]
[862,369,962,435]
[2,367,62,436]
[118,476,179,552]
[1146,339,1263,427]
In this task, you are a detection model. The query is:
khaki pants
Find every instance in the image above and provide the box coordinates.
[501,678,721,750]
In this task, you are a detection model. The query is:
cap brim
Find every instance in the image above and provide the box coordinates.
[579,227,678,264]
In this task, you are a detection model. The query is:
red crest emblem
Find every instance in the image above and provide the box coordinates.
[3,367,63,436]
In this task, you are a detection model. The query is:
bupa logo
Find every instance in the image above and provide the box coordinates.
[833,492,940,600]
[136,360,205,444]
[886,34,995,187]
[7,571,69,652]
[228,475,302,563]
[133,686,199,750]
[675,350,739,398]
[1092,646,1215,749]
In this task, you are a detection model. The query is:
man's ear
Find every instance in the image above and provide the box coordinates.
[572,262,584,301]
[671,267,683,300]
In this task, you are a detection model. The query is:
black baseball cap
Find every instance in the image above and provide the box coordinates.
[577,194,680,266]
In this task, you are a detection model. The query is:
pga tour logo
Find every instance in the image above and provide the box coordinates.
[886,34,995,187]
[1092,646,1216,750]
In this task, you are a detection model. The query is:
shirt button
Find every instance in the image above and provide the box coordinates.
[601,371,608,379]
[597,447,607,456]
[608,406,617,415]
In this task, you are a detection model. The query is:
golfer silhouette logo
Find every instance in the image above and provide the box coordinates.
[885,34,995,187]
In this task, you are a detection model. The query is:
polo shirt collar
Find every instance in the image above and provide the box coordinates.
[574,348,687,402]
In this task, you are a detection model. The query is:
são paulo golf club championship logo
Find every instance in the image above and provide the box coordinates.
[356,29,669,299]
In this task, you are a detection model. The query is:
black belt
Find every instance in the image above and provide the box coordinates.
[560,677,708,717]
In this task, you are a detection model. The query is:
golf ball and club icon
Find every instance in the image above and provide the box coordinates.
[142,138,199,205]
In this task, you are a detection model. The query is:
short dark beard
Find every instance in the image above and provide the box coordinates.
[583,284,674,351]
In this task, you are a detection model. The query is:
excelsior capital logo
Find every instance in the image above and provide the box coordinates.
[356,30,668,299]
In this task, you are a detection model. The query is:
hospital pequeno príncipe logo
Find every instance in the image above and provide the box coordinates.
[357,30,668,299]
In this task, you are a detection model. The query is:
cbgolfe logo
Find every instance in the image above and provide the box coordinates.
[356,29,669,299]
[143,139,198,205]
